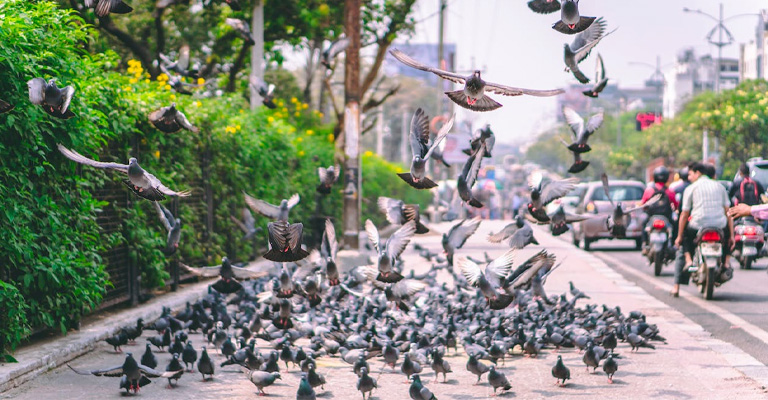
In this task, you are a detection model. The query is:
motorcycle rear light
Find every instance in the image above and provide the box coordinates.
[701,231,721,242]
[586,202,596,213]
[652,220,666,229]
[744,226,757,235]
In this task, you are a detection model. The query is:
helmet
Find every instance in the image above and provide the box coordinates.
[679,167,689,182]
[653,166,669,184]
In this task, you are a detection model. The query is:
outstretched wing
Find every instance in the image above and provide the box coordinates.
[286,193,300,209]
[389,49,466,85]
[154,201,174,232]
[540,178,579,206]
[569,18,610,64]
[585,112,604,137]
[484,82,564,98]
[365,219,381,253]
[424,113,455,161]
[179,262,221,277]
[485,248,516,286]
[68,363,124,377]
[487,223,519,243]
[386,220,417,260]
[410,108,430,158]
[174,110,199,133]
[562,106,584,141]
[455,256,483,287]
[243,192,280,219]
[57,144,129,173]
[447,217,482,249]
[378,196,405,225]
[601,173,615,207]
[392,279,426,298]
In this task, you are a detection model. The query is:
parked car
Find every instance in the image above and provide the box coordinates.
[571,179,647,251]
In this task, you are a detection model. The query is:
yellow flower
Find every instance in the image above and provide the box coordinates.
[267,116,275,123]
[235,124,241,131]
[294,111,301,117]
[317,112,324,119]
[275,112,283,118]
[144,79,150,84]
[129,78,138,84]
[277,100,285,107]
[170,94,176,101]
[158,73,169,82]
[290,97,298,104]
[327,133,334,143]
[197,78,205,85]
[298,150,305,157]
[306,129,314,136]
[122,86,132,92]
[194,101,202,107]
[364,151,373,157]
[296,137,304,143]
[282,107,288,113]
[154,150,160,159]
[302,103,309,110]
[165,84,172,91]
[751,114,759,121]
[225,126,237,134]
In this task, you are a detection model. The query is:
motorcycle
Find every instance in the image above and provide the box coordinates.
[732,217,764,270]
[690,228,733,300]
[643,215,675,276]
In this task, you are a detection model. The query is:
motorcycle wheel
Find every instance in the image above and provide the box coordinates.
[654,251,663,276]
[744,256,753,270]
[705,266,716,300]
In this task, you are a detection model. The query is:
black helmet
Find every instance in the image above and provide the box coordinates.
[679,167,689,182]
[653,166,669,183]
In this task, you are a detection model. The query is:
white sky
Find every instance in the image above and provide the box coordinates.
[399,0,766,145]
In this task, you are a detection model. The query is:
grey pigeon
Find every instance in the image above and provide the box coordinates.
[552,0,595,34]
[549,205,588,236]
[105,330,128,352]
[182,341,197,371]
[401,353,423,379]
[462,124,495,158]
[141,344,158,369]
[230,207,262,241]
[247,370,280,395]
[317,165,340,194]
[390,48,563,112]
[225,18,255,45]
[68,353,174,394]
[528,0,560,14]
[321,37,350,70]
[57,144,191,201]
[457,141,485,208]
[582,342,600,373]
[264,220,310,262]
[180,256,268,293]
[321,219,341,285]
[307,364,326,390]
[357,367,378,400]
[601,173,661,238]
[527,172,578,223]
[627,333,656,352]
[564,17,613,84]
[603,354,618,383]
[408,374,437,400]
[564,142,590,173]
[430,349,452,383]
[365,219,417,283]
[250,75,276,108]
[568,281,590,300]
[583,53,608,97]
[442,217,481,265]
[243,192,299,221]
[149,103,199,133]
[83,0,133,16]
[378,196,429,234]
[383,279,426,312]
[466,353,490,384]
[456,249,516,309]
[165,353,184,388]
[197,347,214,380]
[488,365,512,395]
[158,45,198,79]
[551,355,570,387]
[154,201,181,255]
[27,77,75,119]
[297,373,317,400]
[397,108,454,189]
[562,106,603,154]
[487,214,538,249]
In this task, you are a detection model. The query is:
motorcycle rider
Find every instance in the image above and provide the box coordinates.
[670,166,691,205]
[729,163,764,206]
[639,166,678,255]
[671,162,734,297]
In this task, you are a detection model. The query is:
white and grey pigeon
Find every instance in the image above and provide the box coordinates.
[487,214,538,249]
[243,192,299,222]
[57,144,191,201]
[225,18,255,45]
[528,0,561,14]
[390,49,564,112]
[149,103,199,133]
[321,37,350,70]
[377,196,429,234]
[457,141,485,208]
[84,0,133,17]
[564,17,613,84]
[316,165,340,194]
[250,75,276,109]
[397,108,455,189]
[158,45,198,79]
[28,78,75,119]
[442,217,482,265]
[154,202,182,256]
[456,249,516,308]
[552,0,595,34]
[562,106,603,154]
[583,53,608,98]
[527,172,578,223]
[365,219,417,283]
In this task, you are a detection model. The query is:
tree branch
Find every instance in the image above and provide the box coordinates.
[226,44,251,92]
[154,8,166,63]
[362,84,400,113]
[98,15,159,78]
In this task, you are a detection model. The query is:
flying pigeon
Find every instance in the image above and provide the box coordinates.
[397,108,454,189]
[442,217,482,265]
[180,256,268,294]
[528,0,560,14]
[230,207,262,241]
[321,219,341,285]
[456,249,517,309]
[552,0,595,34]
[158,45,198,79]
[390,48,564,112]
[562,106,603,153]
[68,353,177,394]
[57,144,191,201]
[487,214,538,249]
[601,173,661,238]
[27,78,75,119]
[84,0,133,17]
[264,220,311,262]
[321,37,351,70]
[527,172,578,223]
[250,75,276,109]
[549,204,589,236]
[462,124,495,158]
[378,196,429,234]
[317,165,340,194]
[365,219,417,283]
[560,137,590,173]
[149,103,199,133]
[225,18,255,45]
[457,141,485,208]
[564,17,613,84]
[243,192,299,221]
[154,202,181,255]
[583,53,608,97]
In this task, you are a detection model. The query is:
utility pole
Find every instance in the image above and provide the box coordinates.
[436,0,447,117]
[249,0,264,109]
[342,0,361,249]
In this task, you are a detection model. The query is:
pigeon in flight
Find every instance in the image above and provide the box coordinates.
[180,256,268,293]
[390,48,564,112]
[487,214,538,249]
[84,0,133,17]
[457,141,485,208]
[230,207,262,241]
[601,174,661,238]
[462,124,495,158]
[158,45,198,79]
[548,204,589,236]
[528,0,560,14]
[154,202,181,256]
[250,75,276,109]
[321,37,350,70]
[28,78,75,119]
[564,17,613,84]
[397,108,455,189]
[583,53,608,98]
[527,172,578,223]
[57,144,191,201]
[225,18,255,45]
[317,165,340,194]
[378,196,429,234]
[243,192,299,221]
[442,217,481,266]
[365,219,417,283]
[560,138,590,173]
[68,353,178,394]
[456,249,516,309]
[149,103,199,133]
[562,106,603,154]
[0,99,14,114]
[320,219,341,285]
[552,0,595,34]
[264,220,311,262]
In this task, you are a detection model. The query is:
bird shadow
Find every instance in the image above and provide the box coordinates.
[650,389,693,399]
[317,391,334,398]
[619,371,662,377]
[440,378,460,385]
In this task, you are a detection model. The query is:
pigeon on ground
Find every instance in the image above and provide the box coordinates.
[0,99,14,114]
[105,330,128,353]
[603,354,618,383]
[527,172,578,223]
[321,37,350,70]
[528,0,560,14]
[230,207,262,241]
[568,281,590,300]
[488,365,512,396]
[244,193,299,222]
[28,78,75,119]
[225,18,255,45]
[564,17,613,84]
[409,374,437,399]
[154,202,181,255]
[390,49,563,112]
[583,53,608,97]
[402,353,423,380]
[365,219,417,283]
[197,347,214,380]
[457,142,485,208]
[84,0,133,17]
[220,336,236,358]
[552,0,595,34]
[627,333,656,352]
[397,108,455,189]
[456,249,516,309]
[317,165,340,194]
[148,330,171,352]
[247,370,281,395]
[357,367,378,400]
[582,342,600,373]
[141,344,158,369]
[297,373,317,400]
[466,353,490,384]
[307,364,326,390]
[165,354,184,388]
[181,341,197,371]
[487,215,538,249]
[250,75,276,109]
[149,103,199,133]
[552,355,570,387]
[68,353,174,394]
[57,144,191,201]
[430,349,452,383]
[562,106,603,154]
[264,220,310,262]
[378,196,429,234]
[442,217,481,265]
[123,319,144,342]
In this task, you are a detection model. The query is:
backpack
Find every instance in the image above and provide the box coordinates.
[738,177,760,206]
[645,185,672,219]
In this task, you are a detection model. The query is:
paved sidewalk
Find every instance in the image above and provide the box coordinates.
[2,220,767,399]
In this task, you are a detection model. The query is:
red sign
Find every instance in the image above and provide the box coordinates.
[636,112,662,131]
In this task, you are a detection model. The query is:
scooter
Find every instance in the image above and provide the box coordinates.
[643,215,675,276]
[690,228,733,300]
[732,217,764,270]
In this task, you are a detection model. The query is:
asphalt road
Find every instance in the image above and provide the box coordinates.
[579,236,768,366]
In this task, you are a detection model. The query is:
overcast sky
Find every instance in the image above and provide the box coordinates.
[398,0,766,145]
